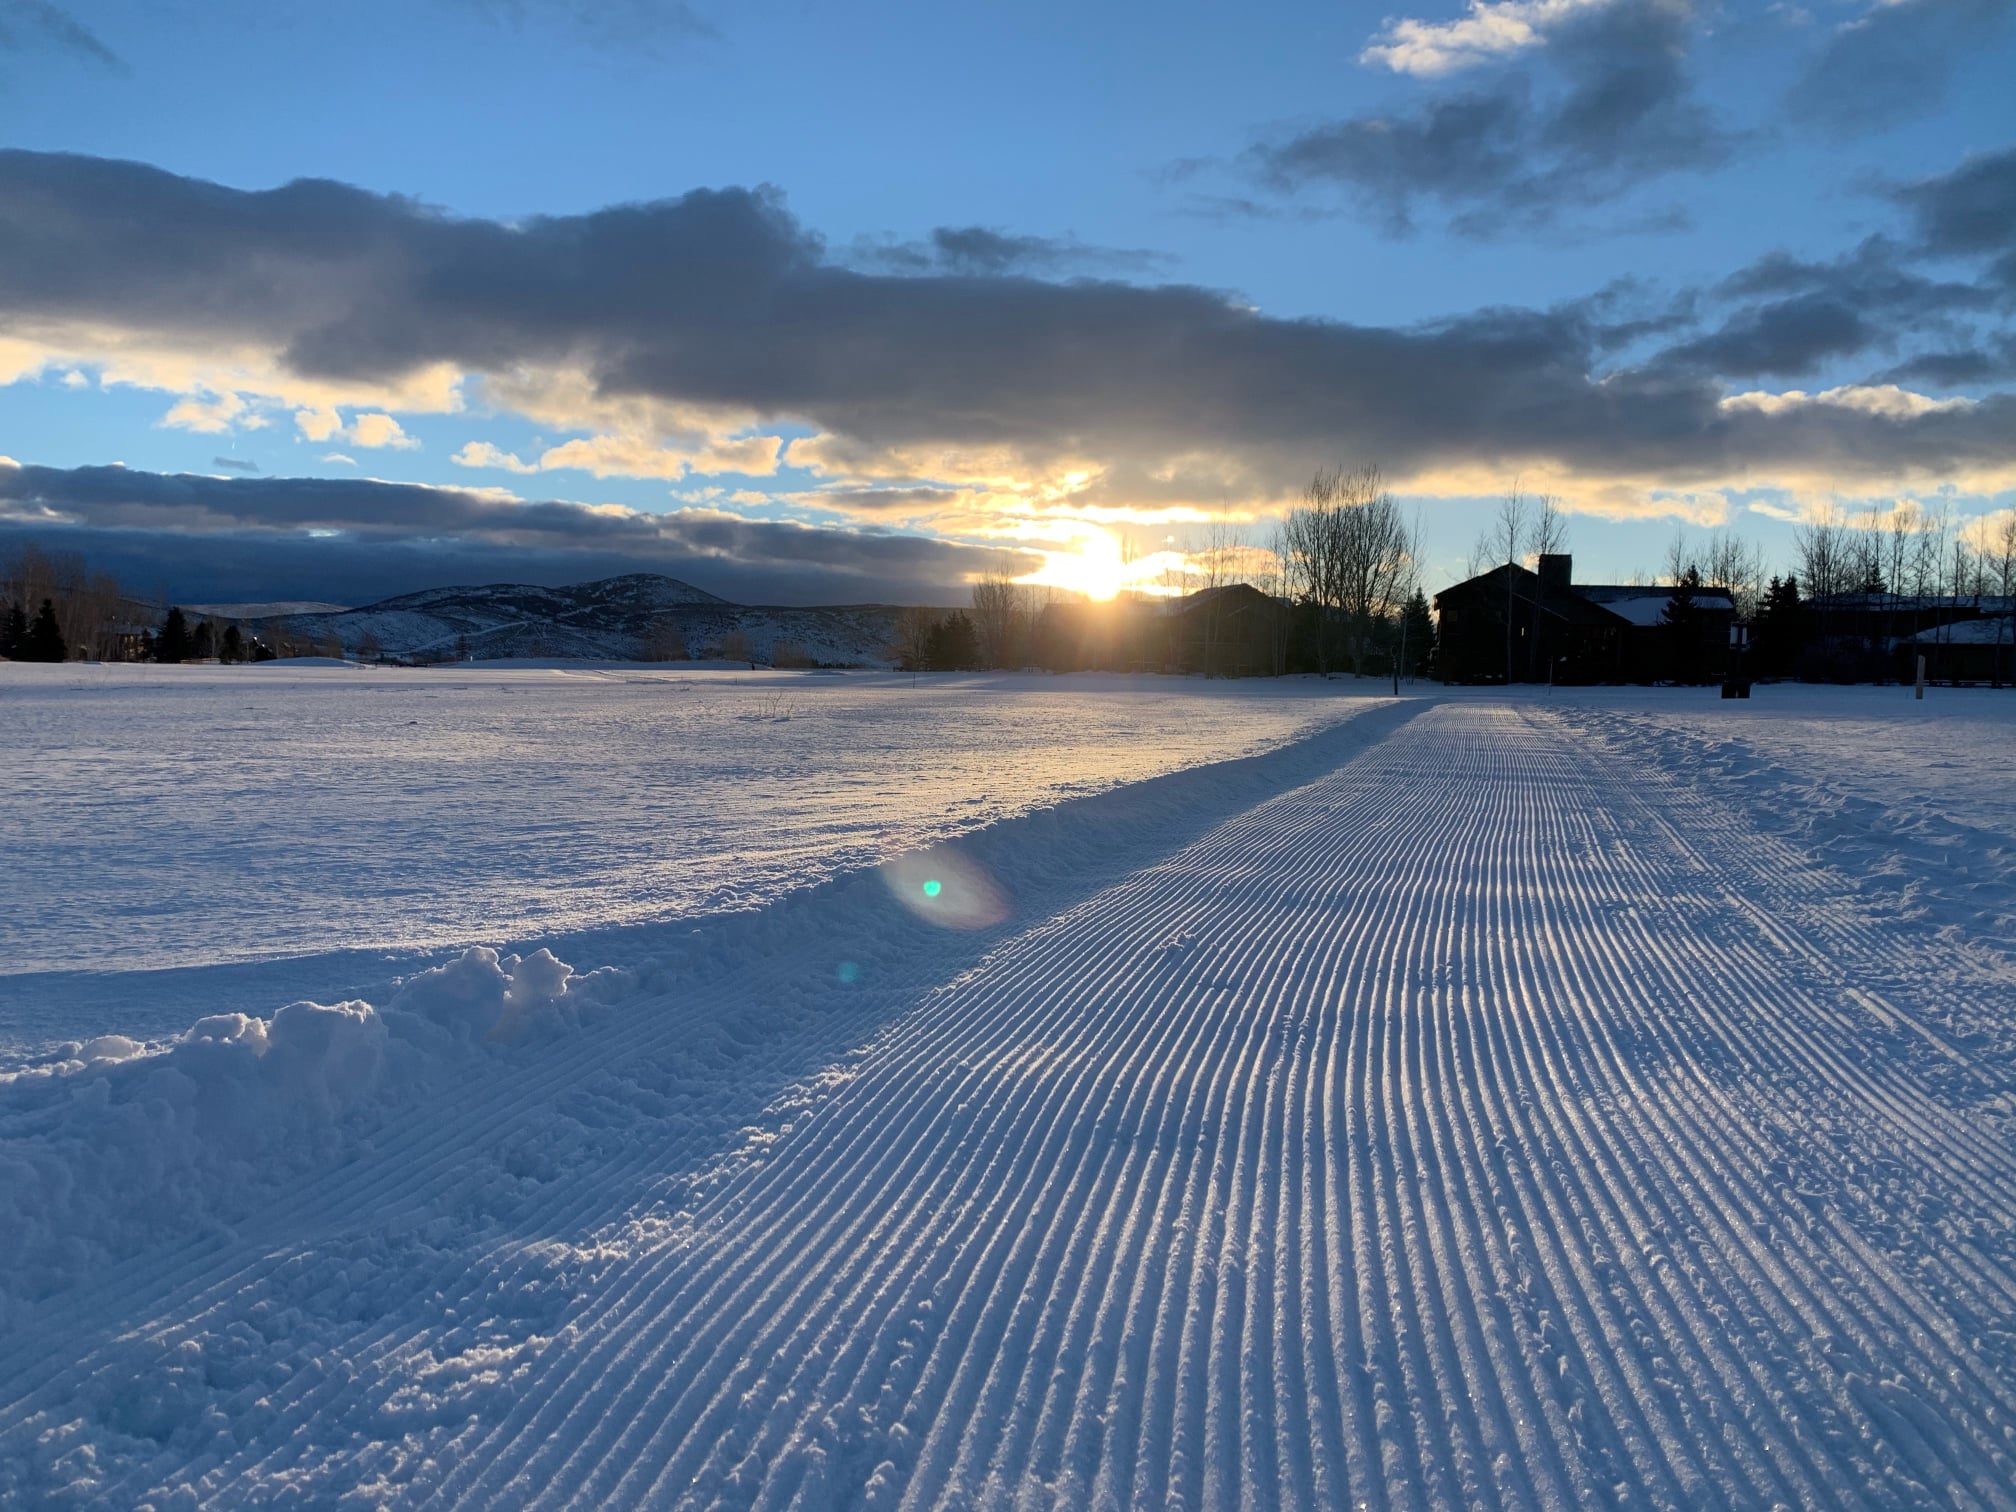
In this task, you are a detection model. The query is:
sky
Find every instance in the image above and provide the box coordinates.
[0,0,2012,608]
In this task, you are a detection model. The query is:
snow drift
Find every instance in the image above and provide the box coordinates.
[0,948,626,1321]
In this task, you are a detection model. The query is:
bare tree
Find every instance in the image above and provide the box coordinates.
[1529,494,1567,561]
[1793,505,1846,644]
[1282,466,1411,677]
[970,574,1030,669]
[1495,485,1531,683]
[1661,526,1691,589]
[1992,513,2016,686]
[0,543,129,660]
[1703,530,1764,622]
[890,605,939,671]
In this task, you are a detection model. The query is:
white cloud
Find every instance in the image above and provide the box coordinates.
[451,440,537,472]
[294,406,343,442]
[163,393,254,435]
[451,430,781,481]
[348,412,417,449]
[296,406,418,449]
[1717,383,1977,419]
[1362,0,1619,76]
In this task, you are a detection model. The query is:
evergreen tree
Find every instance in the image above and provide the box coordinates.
[1662,566,1704,683]
[24,598,67,662]
[0,602,25,659]
[1754,574,1808,677]
[924,611,979,670]
[156,606,192,663]
[1398,589,1434,678]
[221,624,245,663]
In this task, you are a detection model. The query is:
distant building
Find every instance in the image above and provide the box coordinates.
[1434,554,1735,684]
[1033,585,1288,676]
[1895,615,2016,685]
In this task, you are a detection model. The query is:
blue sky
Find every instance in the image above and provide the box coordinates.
[1,0,2012,605]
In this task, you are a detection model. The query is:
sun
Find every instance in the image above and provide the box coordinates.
[1029,533,1126,600]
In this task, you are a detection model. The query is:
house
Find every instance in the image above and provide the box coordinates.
[1433,554,1735,684]
[1895,616,2016,685]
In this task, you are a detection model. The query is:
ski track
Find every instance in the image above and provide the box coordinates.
[7,700,2016,1509]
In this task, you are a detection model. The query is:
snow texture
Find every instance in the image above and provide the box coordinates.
[3,678,2016,1509]
[0,664,1354,1054]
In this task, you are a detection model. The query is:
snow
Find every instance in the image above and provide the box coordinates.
[5,674,2016,1509]
[0,663,1365,1054]
[1900,615,2016,645]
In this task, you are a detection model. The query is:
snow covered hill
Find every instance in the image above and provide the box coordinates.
[250,572,922,665]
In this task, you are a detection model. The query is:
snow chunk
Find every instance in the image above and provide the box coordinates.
[391,945,627,1042]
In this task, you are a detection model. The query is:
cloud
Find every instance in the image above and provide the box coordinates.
[2,148,2014,525]
[1649,235,2004,379]
[452,431,781,479]
[349,412,416,449]
[0,0,121,69]
[294,407,418,447]
[1363,0,1620,77]
[854,226,1174,279]
[1893,146,2016,267]
[1244,0,1731,233]
[1786,0,2014,136]
[211,456,260,473]
[0,460,1038,606]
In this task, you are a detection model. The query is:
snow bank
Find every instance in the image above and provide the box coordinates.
[1554,704,2016,941]
[0,948,626,1322]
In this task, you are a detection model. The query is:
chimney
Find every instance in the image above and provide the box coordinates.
[1537,553,1571,595]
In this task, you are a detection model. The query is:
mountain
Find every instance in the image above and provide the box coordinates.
[244,573,924,666]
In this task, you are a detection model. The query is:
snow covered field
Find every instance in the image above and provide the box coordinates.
[4,673,2016,1509]
[0,664,1358,1054]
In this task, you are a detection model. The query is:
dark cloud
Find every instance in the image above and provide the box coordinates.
[212,456,261,473]
[796,486,970,516]
[1894,146,2016,264]
[0,0,120,68]
[855,226,1173,279]
[1242,0,1731,235]
[1656,295,1876,378]
[3,149,2014,499]
[1650,236,2004,379]
[1880,336,2016,387]
[0,463,1036,606]
[1787,0,2013,136]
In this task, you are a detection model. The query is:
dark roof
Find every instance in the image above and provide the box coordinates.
[1435,563,1628,626]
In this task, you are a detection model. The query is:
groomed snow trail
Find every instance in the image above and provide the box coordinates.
[9,700,2016,1509]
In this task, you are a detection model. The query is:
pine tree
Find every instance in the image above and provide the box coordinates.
[924,611,979,670]
[0,602,25,659]
[24,598,67,662]
[221,624,245,663]
[1754,574,1807,677]
[156,606,192,663]
[1662,566,1704,683]
[1398,589,1434,678]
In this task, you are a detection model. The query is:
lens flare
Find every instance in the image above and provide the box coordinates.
[879,847,1009,930]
